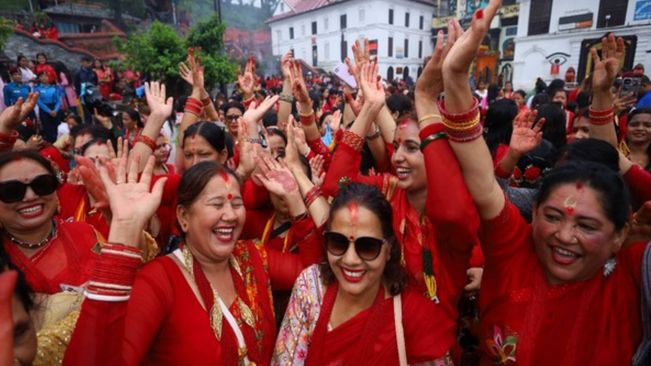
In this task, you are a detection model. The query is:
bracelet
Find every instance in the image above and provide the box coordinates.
[588,105,615,117]
[418,114,442,125]
[279,94,294,104]
[135,135,157,151]
[300,113,315,126]
[185,97,203,116]
[342,130,365,152]
[366,128,381,140]
[588,105,615,125]
[304,186,322,207]
[438,99,480,121]
[84,290,130,302]
[419,132,447,150]
[0,130,18,143]
[438,99,483,142]
[299,109,314,117]
[244,137,262,144]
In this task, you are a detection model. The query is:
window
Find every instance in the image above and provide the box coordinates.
[389,9,394,24]
[340,14,347,29]
[404,39,409,58]
[528,0,552,35]
[405,12,410,27]
[419,15,424,30]
[324,17,329,30]
[359,8,365,23]
[418,40,422,59]
[289,27,294,39]
[597,0,627,28]
[311,21,317,35]
[388,37,393,57]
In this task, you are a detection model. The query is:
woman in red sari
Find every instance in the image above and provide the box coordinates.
[64,152,325,365]
[439,2,645,363]
[274,182,453,365]
[320,31,480,358]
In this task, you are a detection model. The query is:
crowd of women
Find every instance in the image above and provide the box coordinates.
[1,0,651,365]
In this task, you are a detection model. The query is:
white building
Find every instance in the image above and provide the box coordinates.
[267,0,436,81]
[513,0,651,90]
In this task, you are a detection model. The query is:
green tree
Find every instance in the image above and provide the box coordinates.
[0,18,15,51]
[116,18,235,94]
[186,14,236,87]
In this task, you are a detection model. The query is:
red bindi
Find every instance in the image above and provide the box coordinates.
[226,193,233,200]
[475,9,484,19]
[565,206,575,215]
[576,182,584,190]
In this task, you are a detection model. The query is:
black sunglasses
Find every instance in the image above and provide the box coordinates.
[324,231,386,261]
[225,114,241,121]
[0,174,59,203]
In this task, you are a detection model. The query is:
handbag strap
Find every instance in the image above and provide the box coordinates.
[633,242,651,366]
[393,294,407,366]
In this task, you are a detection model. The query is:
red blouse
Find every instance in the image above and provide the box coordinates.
[322,124,481,353]
[3,220,99,294]
[478,201,644,365]
[58,183,110,239]
[623,164,651,207]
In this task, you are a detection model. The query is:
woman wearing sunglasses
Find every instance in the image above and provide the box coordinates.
[64,152,327,365]
[273,183,452,365]
[322,46,481,357]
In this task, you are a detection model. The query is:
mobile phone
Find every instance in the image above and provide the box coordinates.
[332,62,357,89]
[621,77,641,94]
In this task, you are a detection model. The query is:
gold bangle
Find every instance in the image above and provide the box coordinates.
[418,114,442,124]
[442,112,481,130]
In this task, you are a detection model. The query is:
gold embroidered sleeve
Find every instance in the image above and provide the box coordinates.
[33,310,80,366]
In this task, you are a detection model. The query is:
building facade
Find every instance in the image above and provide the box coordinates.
[267,0,436,81]
[513,0,651,90]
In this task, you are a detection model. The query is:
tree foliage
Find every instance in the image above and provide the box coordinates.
[0,18,15,51]
[116,17,236,92]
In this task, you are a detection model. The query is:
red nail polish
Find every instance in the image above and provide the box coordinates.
[476,9,484,19]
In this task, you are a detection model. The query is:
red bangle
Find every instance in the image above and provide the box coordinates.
[304,186,322,207]
[135,135,157,151]
[588,105,615,117]
[342,130,365,152]
[300,114,315,125]
[438,98,480,122]
[0,130,18,143]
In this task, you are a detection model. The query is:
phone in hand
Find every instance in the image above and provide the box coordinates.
[332,62,357,89]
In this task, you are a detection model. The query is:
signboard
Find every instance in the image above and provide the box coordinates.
[558,13,593,31]
[635,0,651,21]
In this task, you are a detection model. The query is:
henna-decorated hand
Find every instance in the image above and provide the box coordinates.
[442,0,501,77]
[145,81,173,120]
[0,93,39,134]
[509,110,545,156]
[76,156,109,210]
[254,154,299,198]
[237,58,256,97]
[591,34,626,94]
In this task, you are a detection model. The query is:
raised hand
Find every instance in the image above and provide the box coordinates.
[100,154,167,246]
[254,153,299,198]
[93,108,113,129]
[234,117,258,179]
[309,154,325,187]
[442,0,501,77]
[591,34,626,93]
[281,50,294,79]
[145,81,174,119]
[179,61,194,86]
[0,93,39,134]
[344,91,364,116]
[187,48,205,91]
[358,61,384,109]
[288,60,311,107]
[105,136,129,169]
[242,95,280,128]
[284,116,302,173]
[510,110,545,156]
[416,21,459,103]
[345,38,370,86]
[613,92,637,115]
[330,109,342,133]
[238,58,257,97]
[76,156,109,210]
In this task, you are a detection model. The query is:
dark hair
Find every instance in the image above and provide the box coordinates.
[386,94,412,118]
[81,56,93,63]
[221,101,245,114]
[547,79,565,97]
[557,138,619,172]
[0,150,58,179]
[487,83,500,105]
[628,107,651,121]
[0,246,34,312]
[36,52,47,61]
[71,124,112,142]
[320,183,409,296]
[17,55,28,64]
[177,161,240,209]
[262,110,278,128]
[266,127,287,146]
[536,161,630,230]
[183,121,230,157]
[531,93,550,111]
[535,78,547,94]
[484,99,519,155]
[514,89,527,99]
[66,113,82,125]
[537,103,567,149]
[123,109,143,129]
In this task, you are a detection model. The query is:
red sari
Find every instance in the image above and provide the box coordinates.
[305,283,448,365]
[322,124,480,353]
[3,219,99,294]
[478,201,644,365]
[57,183,110,238]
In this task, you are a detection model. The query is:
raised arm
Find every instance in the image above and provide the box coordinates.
[133,81,173,172]
[495,110,545,177]
[587,34,626,147]
[178,49,205,144]
[0,93,38,152]
[441,0,505,220]
[277,51,294,126]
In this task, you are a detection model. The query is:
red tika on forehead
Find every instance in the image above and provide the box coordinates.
[347,202,359,225]
[576,182,584,190]
[475,9,484,19]
[219,169,230,183]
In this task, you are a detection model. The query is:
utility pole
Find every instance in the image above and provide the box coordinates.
[214,0,222,23]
